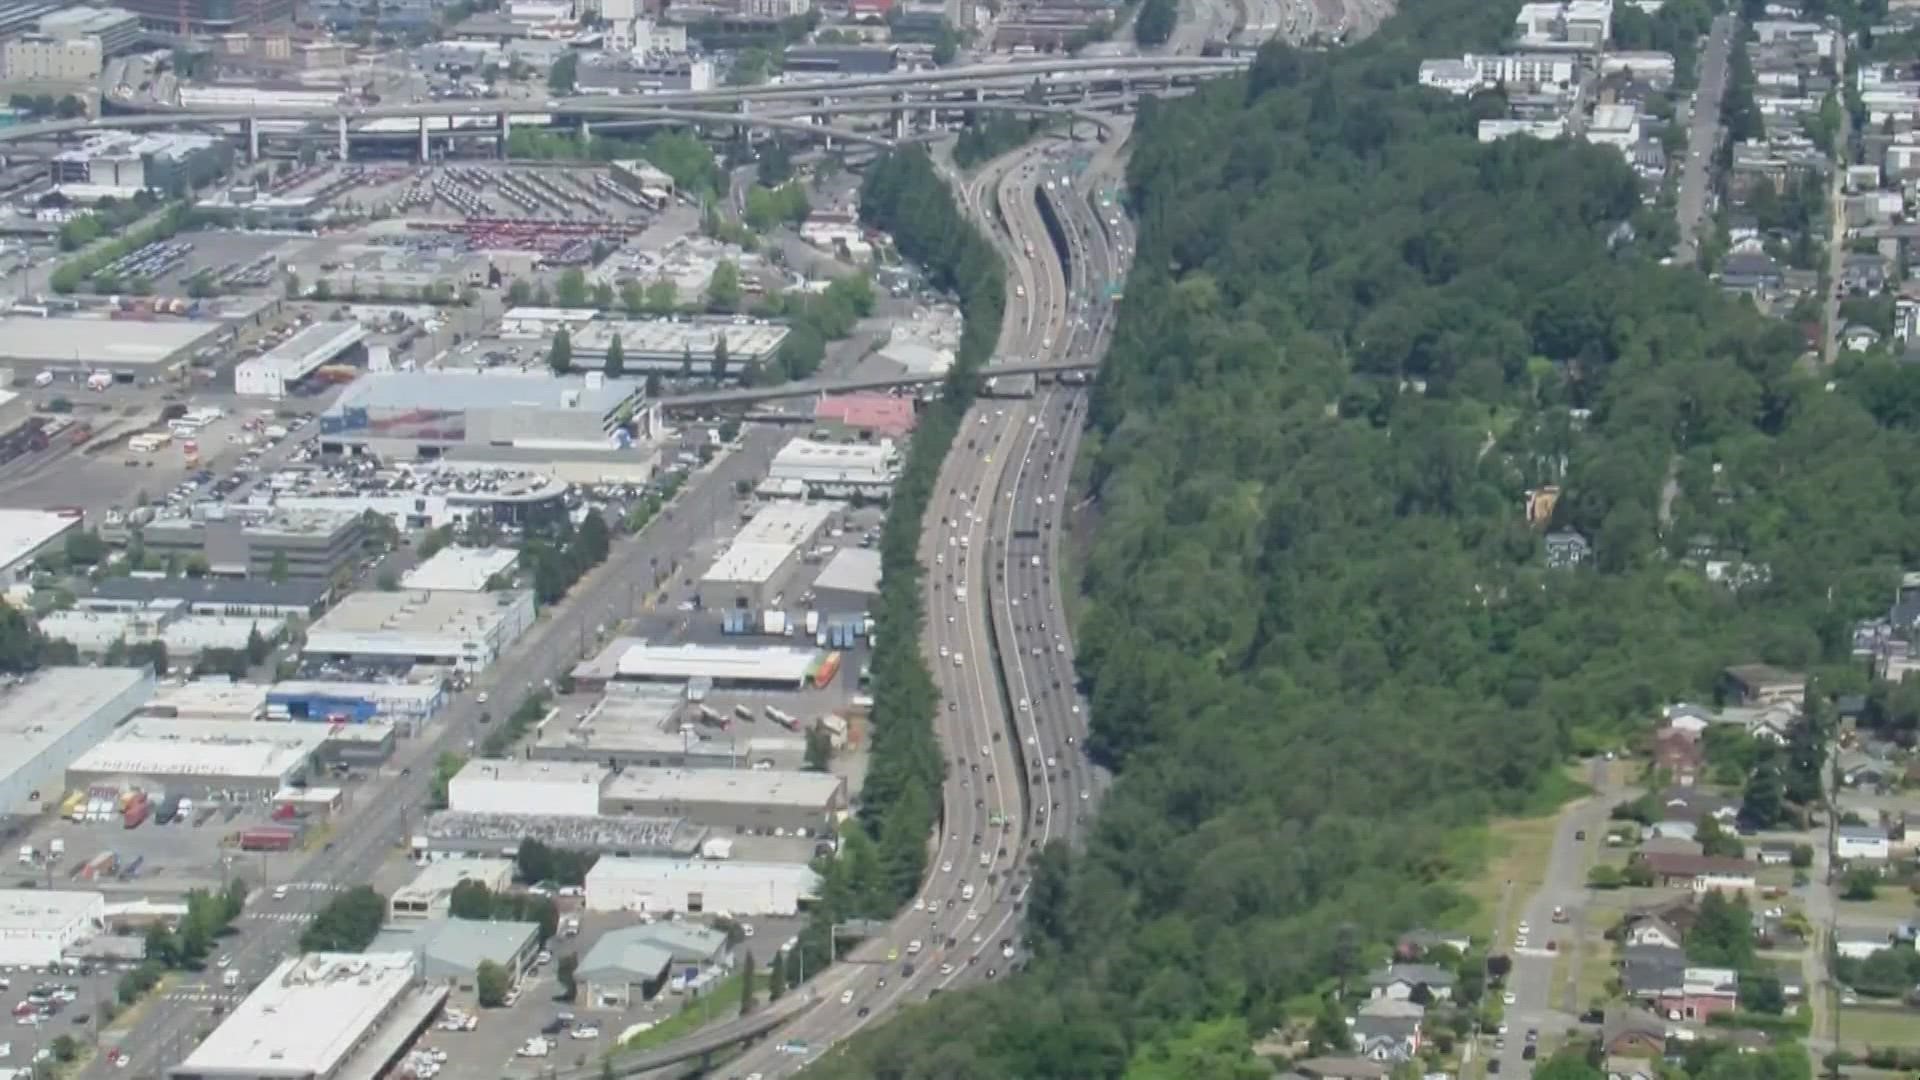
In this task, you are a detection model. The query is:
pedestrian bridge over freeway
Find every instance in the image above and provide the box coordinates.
[658,359,1096,410]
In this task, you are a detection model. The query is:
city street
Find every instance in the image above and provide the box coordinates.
[1674,14,1736,266]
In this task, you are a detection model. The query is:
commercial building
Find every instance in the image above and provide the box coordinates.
[0,890,105,968]
[48,132,229,200]
[1,33,101,81]
[37,6,141,54]
[813,392,916,439]
[115,0,294,34]
[579,922,730,1007]
[1513,0,1611,45]
[567,319,788,377]
[446,759,607,818]
[418,810,703,860]
[0,316,221,376]
[600,768,846,835]
[609,159,675,204]
[387,858,515,920]
[139,680,270,721]
[266,679,446,728]
[0,667,153,814]
[76,576,332,619]
[66,717,329,796]
[699,501,840,609]
[38,609,282,659]
[274,472,570,532]
[369,918,540,985]
[141,506,366,584]
[316,720,398,768]
[234,322,367,400]
[584,857,820,916]
[766,438,898,499]
[400,547,518,593]
[304,589,536,675]
[811,547,881,605]
[319,371,660,459]
[0,507,81,586]
[167,952,442,1080]
[607,642,826,690]
[532,683,809,769]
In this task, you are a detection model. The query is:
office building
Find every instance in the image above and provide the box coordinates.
[369,918,540,984]
[585,857,820,916]
[699,501,839,609]
[114,0,294,35]
[48,131,228,198]
[38,6,141,53]
[234,322,367,400]
[766,438,898,499]
[1,33,101,81]
[387,858,515,921]
[141,506,365,584]
[446,759,607,818]
[319,371,660,459]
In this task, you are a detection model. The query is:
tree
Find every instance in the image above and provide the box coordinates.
[739,951,757,1015]
[1741,758,1785,828]
[620,280,645,315]
[606,333,625,378]
[646,278,679,314]
[1686,891,1755,969]
[712,334,731,381]
[558,952,579,1002]
[448,879,494,920]
[476,959,511,1007]
[1308,995,1349,1053]
[548,51,578,95]
[1842,868,1879,900]
[680,344,695,378]
[1134,0,1176,44]
[300,886,387,952]
[507,279,533,305]
[268,550,290,584]
[706,260,742,311]
[767,952,787,1001]
[805,726,833,772]
[556,268,589,308]
[549,329,573,375]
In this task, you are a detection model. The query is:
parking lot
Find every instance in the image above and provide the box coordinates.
[0,964,128,1072]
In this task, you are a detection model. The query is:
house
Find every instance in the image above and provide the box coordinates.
[1351,1010,1422,1062]
[1719,703,1799,744]
[367,917,540,985]
[1396,928,1473,958]
[1640,837,1705,859]
[1601,1009,1669,1056]
[1757,842,1795,866]
[1836,824,1891,862]
[1718,251,1787,293]
[1841,252,1889,293]
[1721,664,1806,707]
[1843,324,1885,352]
[1649,820,1699,841]
[578,923,732,1009]
[1896,812,1920,856]
[1608,1056,1659,1080]
[1635,852,1756,892]
[1624,915,1685,950]
[1365,963,1456,1002]
[1291,1058,1391,1080]
[1834,925,1892,960]
[1654,731,1705,785]
[1662,703,1714,738]
[1666,966,1740,1021]
[1545,529,1593,568]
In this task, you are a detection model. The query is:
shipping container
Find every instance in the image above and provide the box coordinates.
[804,610,820,636]
[59,791,84,819]
[696,705,728,729]
[762,610,787,636]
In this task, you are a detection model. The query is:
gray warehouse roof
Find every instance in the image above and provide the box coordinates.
[330,371,647,415]
[370,918,538,976]
[602,767,845,810]
[812,547,881,595]
[1,666,151,768]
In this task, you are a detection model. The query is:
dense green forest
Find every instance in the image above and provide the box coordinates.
[806,0,1920,1076]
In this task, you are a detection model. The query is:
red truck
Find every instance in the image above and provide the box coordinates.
[239,827,297,852]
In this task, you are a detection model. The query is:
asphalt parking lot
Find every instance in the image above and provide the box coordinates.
[0,963,133,1071]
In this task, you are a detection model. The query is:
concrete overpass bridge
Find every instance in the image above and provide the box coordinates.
[657,358,1096,410]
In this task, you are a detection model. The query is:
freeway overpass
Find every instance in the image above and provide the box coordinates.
[657,358,1096,410]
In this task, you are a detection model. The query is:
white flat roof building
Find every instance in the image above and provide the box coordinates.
[766,439,897,499]
[66,718,329,793]
[700,500,840,607]
[140,680,271,721]
[305,589,537,674]
[613,642,822,689]
[0,508,82,585]
[401,547,519,593]
[389,857,515,920]
[38,610,283,658]
[235,321,367,399]
[169,952,432,1080]
[0,317,220,371]
[447,759,608,818]
[0,667,153,814]
[584,857,821,916]
[600,767,845,834]
[0,890,105,968]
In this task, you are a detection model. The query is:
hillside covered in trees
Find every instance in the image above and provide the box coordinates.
[808,0,1920,1076]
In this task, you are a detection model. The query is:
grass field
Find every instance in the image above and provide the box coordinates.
[1836,889,1920,921]
[1838,1005,1920,1052]
[617,973,745,1054]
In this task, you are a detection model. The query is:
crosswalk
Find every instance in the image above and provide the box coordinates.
[239,911,313,923]
[276,882,339,893]
[165,990,242,1005]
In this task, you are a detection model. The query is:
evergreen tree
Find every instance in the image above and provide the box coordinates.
[606,333,625,378]
[548,329,572,375]
[739,951,756,1016]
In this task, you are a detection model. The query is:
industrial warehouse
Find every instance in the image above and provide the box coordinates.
[763,438,899,500]
[65,717,332,797]
[445,759,608,818]
[600,768,846,836]
[584,857,821,917]
[594,641,831,691]
[699,500,842,609]
[0,890,106,968]
[416,810,703,861]
[233,320,368,399]
[303,588,536,674]
[0,666,154,815]
[317,370,664,461]
[168,952,445,1080]
[400,546,520,592]
[532,683,810,770]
